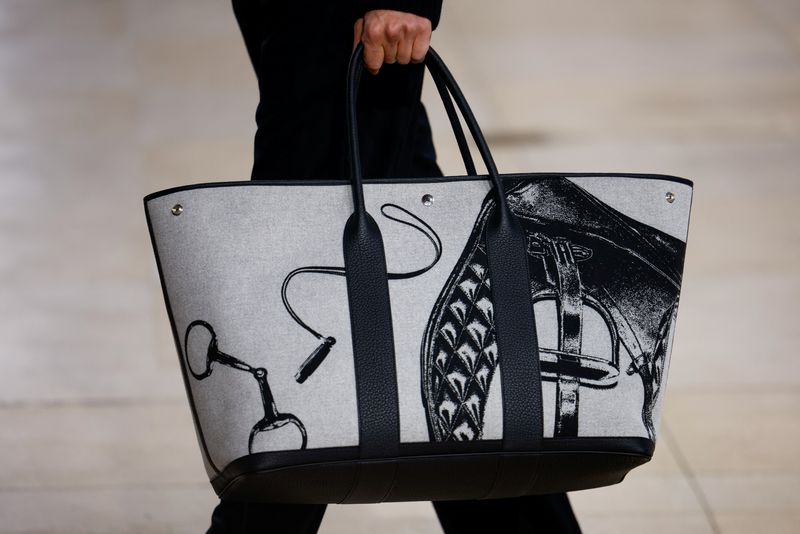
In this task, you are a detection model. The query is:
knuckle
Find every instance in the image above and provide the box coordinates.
[364,23,383,41]
[386,23,403,40]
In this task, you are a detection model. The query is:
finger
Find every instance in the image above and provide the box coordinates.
[383,20,405,65]
[352,18,364,51]
[396,36,413,64]
[410,31,431,64]
[383,40,399,65]
[362,40,384,75]
[362,16,386,74]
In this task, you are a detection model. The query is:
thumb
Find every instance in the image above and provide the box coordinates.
[353,18,364,51]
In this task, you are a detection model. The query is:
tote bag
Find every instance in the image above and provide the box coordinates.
[144,45,693,503]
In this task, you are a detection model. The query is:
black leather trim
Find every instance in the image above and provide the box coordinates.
[143,202,221,476]
[213,438,654,482]
[342,48,403,503]
[485,197,544,452]
[211,441,652,503]
[341,212,400,498]
[143,172,694,203]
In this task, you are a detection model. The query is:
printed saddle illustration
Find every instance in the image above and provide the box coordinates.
[422,178,685,442]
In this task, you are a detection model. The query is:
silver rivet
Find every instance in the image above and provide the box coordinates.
[422,194,434,206]
[665,192,675,204]
[171,204,183,216]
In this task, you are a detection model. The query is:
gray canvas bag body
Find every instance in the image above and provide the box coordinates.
[144,46,693,503]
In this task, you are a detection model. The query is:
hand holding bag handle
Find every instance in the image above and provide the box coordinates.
[342,44,543,500]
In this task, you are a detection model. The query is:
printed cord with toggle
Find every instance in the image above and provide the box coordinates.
[282,203,442,383]
[183,320,308,453]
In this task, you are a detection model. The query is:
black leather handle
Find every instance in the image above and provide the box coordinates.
[344,45,475,179]
[348,43,509,212]
[343,45,543,477]
[427,63,477,176]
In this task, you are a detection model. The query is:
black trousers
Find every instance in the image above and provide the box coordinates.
[211,3,582,533]
[208,494,582,534]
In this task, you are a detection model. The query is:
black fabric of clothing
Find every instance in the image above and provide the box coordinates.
[212,2,582,533]
[208,495,582,534]
[232,0,443,180]
[433,494,583,534]
[208,501,326,534]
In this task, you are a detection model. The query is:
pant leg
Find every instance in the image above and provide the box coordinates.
[433,494,581,534]
[207,501,327,534]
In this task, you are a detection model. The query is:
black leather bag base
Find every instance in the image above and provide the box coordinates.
[213,438,653,503]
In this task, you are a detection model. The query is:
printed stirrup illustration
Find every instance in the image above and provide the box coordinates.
[422,179,683,442]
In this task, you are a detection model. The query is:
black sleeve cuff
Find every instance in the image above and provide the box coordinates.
[355,0,443,30]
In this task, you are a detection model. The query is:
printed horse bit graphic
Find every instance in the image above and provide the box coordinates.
[183,320,307,453]
[182,203,440,454]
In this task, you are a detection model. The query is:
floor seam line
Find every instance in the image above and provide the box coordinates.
[662,421,723,534]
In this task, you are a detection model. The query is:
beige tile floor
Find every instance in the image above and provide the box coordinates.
[0,0,798,532]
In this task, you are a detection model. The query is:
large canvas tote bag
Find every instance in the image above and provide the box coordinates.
[144,46,693,503]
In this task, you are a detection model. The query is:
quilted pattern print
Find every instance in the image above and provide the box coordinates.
[422,203,498,442]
